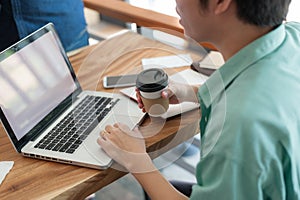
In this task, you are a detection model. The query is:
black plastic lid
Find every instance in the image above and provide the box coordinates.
[136,68,168,92]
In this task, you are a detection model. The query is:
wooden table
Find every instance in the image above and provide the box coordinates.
[0,31,201,200]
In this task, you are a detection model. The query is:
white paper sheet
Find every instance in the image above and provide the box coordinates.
[142,54,193,70]
[170,68,208,85]
[0,161,14,185]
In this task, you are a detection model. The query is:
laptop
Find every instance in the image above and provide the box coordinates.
[0,23,145,169]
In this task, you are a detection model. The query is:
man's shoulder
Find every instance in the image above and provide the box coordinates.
[286,21,300,30]
[285,22,300,42]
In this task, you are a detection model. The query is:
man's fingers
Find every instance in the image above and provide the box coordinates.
[97,135,110,148]
[97,137,119,159]
[100,130,108,140]
[105,125,116,133]
[161,90,169,99]
[116,122,131,133]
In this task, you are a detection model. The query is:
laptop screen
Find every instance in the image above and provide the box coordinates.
[0,24,80,149]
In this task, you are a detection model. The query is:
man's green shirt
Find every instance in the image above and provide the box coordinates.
[191,22,300,199]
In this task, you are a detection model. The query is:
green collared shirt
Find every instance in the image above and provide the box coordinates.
[190,22,300,200]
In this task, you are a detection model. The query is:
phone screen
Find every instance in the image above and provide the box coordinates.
[104,74,138,88]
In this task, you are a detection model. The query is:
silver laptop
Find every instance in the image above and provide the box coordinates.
[0,23,145,169]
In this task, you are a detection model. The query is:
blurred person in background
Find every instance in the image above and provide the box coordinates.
[0,0,89,52]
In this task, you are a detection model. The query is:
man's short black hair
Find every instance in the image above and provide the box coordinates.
[199,0,291,27]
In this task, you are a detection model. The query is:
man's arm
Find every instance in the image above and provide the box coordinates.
[97,123,190,200]
[133,163,189,200]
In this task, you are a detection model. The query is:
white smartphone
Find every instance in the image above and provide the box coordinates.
[103,74,138,88]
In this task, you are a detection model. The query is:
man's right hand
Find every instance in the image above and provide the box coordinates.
[135,81,200,112]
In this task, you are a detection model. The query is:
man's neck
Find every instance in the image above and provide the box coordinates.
[215,21,274,61]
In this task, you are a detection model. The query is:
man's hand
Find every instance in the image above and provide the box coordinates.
[136,81,199,112]
[97,123,154,173]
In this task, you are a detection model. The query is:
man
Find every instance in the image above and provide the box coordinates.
[97,0,300,199]
[0,0,89,52]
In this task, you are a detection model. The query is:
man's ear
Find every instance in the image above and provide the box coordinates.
[212,0,233,15]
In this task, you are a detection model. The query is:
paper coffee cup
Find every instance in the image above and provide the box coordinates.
[136,68,169,117]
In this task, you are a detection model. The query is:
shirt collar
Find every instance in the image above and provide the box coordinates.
[199,24,286,107]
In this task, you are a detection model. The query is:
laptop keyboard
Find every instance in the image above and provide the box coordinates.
[34,95,119,154]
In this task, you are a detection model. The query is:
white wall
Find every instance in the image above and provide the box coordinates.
[287,0,300,22]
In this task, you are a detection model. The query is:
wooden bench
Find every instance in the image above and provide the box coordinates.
[83,0,216,50]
